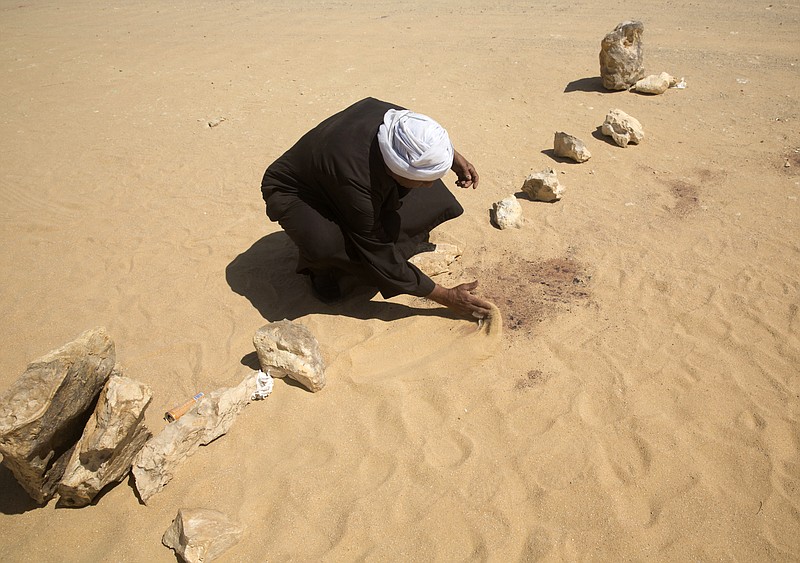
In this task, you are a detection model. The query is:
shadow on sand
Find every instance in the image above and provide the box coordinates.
[0,465,41,515]
[225,232,455,323]
[591,126,621,146]
[563,76,609,93]
[540,148,589,164]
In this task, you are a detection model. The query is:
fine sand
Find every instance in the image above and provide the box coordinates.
[1,1,799,560]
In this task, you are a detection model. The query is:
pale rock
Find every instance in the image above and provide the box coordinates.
[57,373,153,507]
[409,242,462,276]
[253,320,326,392]
[599,21,645,90]
[0,327,115,504]
[521,169,564,202]
[491,196,524,229]
[131,373,257,504]
[601,109,645,148]
[554,132,592,163]
[631,72,677,95]
[163,508,244,563]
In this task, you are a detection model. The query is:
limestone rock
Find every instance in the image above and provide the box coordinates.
[0,327,115,504]
[554,132,591,163]
[601,109,645,148]
[599,21,645,90]
[521,169,564,202]
[131,373,257,504]
[631,72,677,95]
[57,373,153,507]
[253,321,326,392]
[163,508,244,563]
[409,242,462,276]
[491,196,524,229]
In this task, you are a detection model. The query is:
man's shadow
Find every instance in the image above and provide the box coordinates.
[225,232,451,323]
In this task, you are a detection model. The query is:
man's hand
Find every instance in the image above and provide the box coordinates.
[426,281,493,319]
[451,150,479,190]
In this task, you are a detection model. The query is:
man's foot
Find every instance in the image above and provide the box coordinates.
[309,271,342,303]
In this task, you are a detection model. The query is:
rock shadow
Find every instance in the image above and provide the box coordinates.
[540,148,582,164]
[564,76,608,93]
[513,191,561,204]
[0,465,41,514]
[591,126,619,146]
[226,233,453,323]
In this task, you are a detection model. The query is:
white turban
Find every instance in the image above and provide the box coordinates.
[377,109,454,182]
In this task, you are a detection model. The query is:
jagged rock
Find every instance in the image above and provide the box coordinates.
[521,169,564,202]
[601,109,645,148]
[491,196,524,229]
[409,242,462,276]
[163,508,244,563]
[131,373,258,504]
[253,321,326,392]
[554,132,591,163]
[599,21,645,90]
[57,373,152,507]
[0,328,115,504]
[631,72,677,95]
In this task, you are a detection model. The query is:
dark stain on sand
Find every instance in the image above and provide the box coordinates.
[782,150,800,174]
[472,256,591,336]
[669,180,700,217]
[515,369,553,390]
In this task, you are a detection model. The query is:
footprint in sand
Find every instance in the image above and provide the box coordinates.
[594,430,660,528]
[422,430,474,470]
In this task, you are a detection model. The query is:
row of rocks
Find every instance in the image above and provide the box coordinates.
[489,19,664,230]
[0,321,327,560]
[0,318,327,509]
[489,19,661,232]
[490,108,645,230]
[491,169,564,229]
[158,321,326,561]
[558,108,646,163]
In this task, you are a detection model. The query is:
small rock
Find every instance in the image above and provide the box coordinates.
[409,243,462,276]
[253,321,326,393]
[207,117,225,128]
[600,21,645,90]
[631,72,677,95]
[0,328,115,504]
[601,109,645,148]
[162,508,244,563]
[554,132,591,163]
[521,169,564,202]
[491,196,524,229]
[131,373,258,503]
[57,373,153,508]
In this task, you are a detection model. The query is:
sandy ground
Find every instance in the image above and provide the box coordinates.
[1,0,799,560]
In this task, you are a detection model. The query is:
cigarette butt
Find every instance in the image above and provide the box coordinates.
[164,392,204,423]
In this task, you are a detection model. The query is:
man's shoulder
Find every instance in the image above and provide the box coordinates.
[349,97,405,113]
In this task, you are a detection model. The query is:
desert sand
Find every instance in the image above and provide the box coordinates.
[1,0,799,560]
